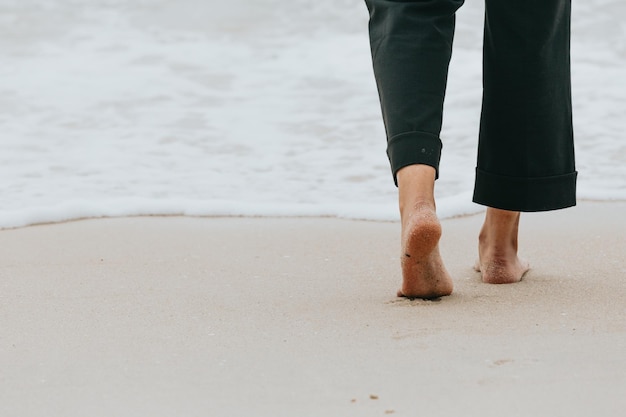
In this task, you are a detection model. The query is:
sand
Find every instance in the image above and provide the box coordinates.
[1,201,625,416]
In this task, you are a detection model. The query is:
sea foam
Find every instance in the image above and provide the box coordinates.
[0,0,624,228]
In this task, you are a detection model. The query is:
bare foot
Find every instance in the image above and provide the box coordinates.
[396,165,453,299]
[399,204,453,298]
[475,208,530,284]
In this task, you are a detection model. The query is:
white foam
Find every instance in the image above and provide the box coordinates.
[0,0,624,229]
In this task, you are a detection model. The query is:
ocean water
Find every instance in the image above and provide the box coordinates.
[0,0,624,228]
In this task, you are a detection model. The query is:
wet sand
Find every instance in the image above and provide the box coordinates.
[1,201,625,416]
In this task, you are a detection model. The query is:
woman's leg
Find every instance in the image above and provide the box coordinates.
[474,0,576,283]
[366,0,464,298]
[473,0,577,211]
[366,0,465,182]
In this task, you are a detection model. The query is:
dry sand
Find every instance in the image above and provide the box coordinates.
[1,201,625,416]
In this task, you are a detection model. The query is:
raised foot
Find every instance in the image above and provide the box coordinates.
[398,206,453,299]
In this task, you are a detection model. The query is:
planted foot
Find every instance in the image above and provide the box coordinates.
[475,208,530,284]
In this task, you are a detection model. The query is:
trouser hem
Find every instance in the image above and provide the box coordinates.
[387,131,442,185]
[472,169,577,212]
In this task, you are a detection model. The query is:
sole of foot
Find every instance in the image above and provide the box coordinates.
[398,208,453,299]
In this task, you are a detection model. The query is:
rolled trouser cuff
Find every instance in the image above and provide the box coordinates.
[387,131,443,185]
[473,168,577,212]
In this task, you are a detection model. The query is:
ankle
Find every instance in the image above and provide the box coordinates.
[481,208,519,237]
[397,165,437,218]
[400,199,436,220]
[478,228,517,250]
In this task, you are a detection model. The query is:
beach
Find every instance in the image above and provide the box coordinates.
[1,0,626,415]
[2,201,625,416]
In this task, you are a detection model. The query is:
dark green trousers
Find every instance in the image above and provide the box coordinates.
[366,0,577,211]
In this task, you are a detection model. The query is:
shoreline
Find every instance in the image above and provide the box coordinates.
[1,197,624,231]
